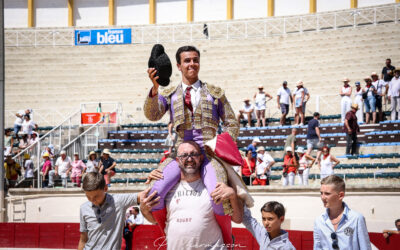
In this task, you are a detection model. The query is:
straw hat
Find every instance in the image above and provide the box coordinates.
[296,80,303,87]
[256,146,265,152]
[102,149,111,155]
[351,103,359,110]
[342,77,350,82]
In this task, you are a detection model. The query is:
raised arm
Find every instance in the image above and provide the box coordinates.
[143,68,169,121]
[242,207,269,246]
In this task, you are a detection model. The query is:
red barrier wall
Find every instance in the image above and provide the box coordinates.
[1,223,399,249]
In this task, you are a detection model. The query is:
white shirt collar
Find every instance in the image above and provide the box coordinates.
[182,80,201,91]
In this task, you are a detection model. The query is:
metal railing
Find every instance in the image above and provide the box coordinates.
[5,108,74,129]
[4,4,400,47]
[12,109,81,187]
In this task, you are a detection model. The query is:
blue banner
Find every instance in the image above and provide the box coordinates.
[75,28,132,46]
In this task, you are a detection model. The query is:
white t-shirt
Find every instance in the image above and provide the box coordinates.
[372,79,387,95]
[277,87,291,104]
[256,153,274,176]
[165,179,225,250]
[85,160,99,173]
[364,85,376,97]
[388,77,400,97]
[55,156,72,177]
[21,120,35,135]
[14,110,24,126]
[242,103,256,119]
[128,213,144,225]
[24,159,34,178]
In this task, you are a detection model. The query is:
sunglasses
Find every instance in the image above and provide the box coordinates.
[96,208,102,223]
[331,232,339,249]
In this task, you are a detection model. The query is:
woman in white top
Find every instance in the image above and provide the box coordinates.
[296,147,316,185]
[318,146,340,179]
[340,78,352,122]
[84,151,99,173]
[363,77,378,124]
[354,81,364,122]
[293,81,305,125]
[21,115,37,139]
[253,85,272,127]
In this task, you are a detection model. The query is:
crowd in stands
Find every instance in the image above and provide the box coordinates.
[237,59,399,128]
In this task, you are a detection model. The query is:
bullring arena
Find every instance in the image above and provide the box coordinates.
[1,0,400,249]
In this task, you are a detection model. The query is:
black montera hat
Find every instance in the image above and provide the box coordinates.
[148,44,172,87]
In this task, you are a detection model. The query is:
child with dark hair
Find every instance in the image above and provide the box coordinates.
[242,201,295,249]
[78,173,159,250]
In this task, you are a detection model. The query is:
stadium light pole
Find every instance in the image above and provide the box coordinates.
[0,0,5,222]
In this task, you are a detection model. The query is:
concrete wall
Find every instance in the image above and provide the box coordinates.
[4,0,27,28]
[4,0,398,28]
[6,187,400,233]
[36,0,68,27]
[116,0,148,26]
[74,0,108,27]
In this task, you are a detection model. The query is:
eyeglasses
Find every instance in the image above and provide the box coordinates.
[177,153,201,160]
[96,208,102,223]
[331,232,339,249]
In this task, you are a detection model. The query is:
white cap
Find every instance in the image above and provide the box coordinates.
[285,146,293,152]
[296,147,305,154]
[253,137,261,143]
[60,150,67,155]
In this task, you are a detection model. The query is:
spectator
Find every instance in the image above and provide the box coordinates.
[284,128,297,158]
[85,151,99,173]
[4,129,14,156]
[302,84,310,116]
[23,153,34,187]
[78,173,155,250]
[388,69,400,120]
[354,81,364,123]
[383,219,400,239]
[318,146,340,179]
[306,112,322,156]
[340,77,352,122]
[253,146,275,186]
[282,146,298,186]
[124,207,144,250]
[164,122,177,154]
[314,175,371,250]
[28,132,39,147]
[98,149,116,187]
[363,76,377,124]
[41,144,55,165]
[159,150,170,164]
[21,114,37,139]
[293,80,305,125]
[242,201,295,249]
[4,154,21,188]
[242,149,256,185]
[13,109,31,139]
[381,58,395,83]
[70,152,86,188]
[371,72,387,122]
[50,150,72,188]
[41,152,52,188]
[253,152,267,186]
[277,80,293,126]
[296,147,315,186]
[344,103,360,155]
[237,98,255,127]
[18,133,29,152]
[139,141,243,249]
[247,137,261,159]
[254,85,272,127]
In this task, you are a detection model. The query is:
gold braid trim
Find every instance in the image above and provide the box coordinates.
[204,82,224,99]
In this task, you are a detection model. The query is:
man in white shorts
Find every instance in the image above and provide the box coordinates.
[237,98,256,127]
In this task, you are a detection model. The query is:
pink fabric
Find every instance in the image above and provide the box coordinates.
[104,171,116,185]
[41,160,52,174]
[70,160,86,177]
[71,176,81,187]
